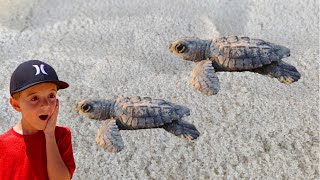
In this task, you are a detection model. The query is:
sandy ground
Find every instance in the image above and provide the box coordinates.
[0,0,319,179]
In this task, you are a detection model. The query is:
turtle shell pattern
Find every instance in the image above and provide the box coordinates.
[212,35,280,71]
[113,96,190,129]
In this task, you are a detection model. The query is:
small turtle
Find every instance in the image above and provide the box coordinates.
[169,35,301,96]
[75,96,200,153]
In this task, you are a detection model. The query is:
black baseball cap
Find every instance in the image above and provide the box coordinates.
[10,60,69,96]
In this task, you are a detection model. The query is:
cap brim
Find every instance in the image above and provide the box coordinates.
[11,80,69,96]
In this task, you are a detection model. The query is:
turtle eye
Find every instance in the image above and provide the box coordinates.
[81,104,92,113]
[176,44,186,53]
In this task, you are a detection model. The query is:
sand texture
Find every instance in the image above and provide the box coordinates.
[0,0,319,179]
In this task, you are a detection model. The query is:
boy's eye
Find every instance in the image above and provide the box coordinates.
[31,96,38,101]
[49,93,56,99]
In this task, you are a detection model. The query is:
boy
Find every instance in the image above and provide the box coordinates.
[0,60,76,180]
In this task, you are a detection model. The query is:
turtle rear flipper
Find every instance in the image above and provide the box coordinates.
[191,60,220,96]
[253,60,301,84]
[163,120,200,140]
[96,119,124,153]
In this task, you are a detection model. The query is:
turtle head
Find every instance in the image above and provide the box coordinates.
[169,38,210,62]
[75,99,113,120]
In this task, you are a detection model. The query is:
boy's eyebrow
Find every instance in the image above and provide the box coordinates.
[26,92,37,97]
[26,89,57,97]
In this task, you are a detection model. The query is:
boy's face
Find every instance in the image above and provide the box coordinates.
[10,83,58,131]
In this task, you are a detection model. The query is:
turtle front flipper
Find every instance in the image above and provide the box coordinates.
[96,119,124,153]
[191,60,220,96]
[162,120,200,140]
[253,60,301,84]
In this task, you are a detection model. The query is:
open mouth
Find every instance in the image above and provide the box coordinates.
[39,115,49,121]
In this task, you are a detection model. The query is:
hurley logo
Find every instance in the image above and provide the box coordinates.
[32,64,48,75]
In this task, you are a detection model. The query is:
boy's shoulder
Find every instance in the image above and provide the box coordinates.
[54,126,73,146]
[0,129,13,139]
[0,129,22,148]
[55,126,72,136]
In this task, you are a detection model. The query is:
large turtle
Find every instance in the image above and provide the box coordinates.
[169,35,301,96]
[75,96,200,153]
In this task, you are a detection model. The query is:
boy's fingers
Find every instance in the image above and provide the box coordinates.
[52,99,59,116]
[45,99,59,132]
[54,99,59,115]
[48,99,59,123]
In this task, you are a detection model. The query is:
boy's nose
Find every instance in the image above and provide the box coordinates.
[41,99,50,108]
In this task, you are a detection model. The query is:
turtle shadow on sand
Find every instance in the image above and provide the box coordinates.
[137,0,252,76]
[208,0,250,36]
[75,96,200,153]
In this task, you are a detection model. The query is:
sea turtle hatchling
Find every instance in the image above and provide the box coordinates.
[169,35,301,96]
[75,96,200,153]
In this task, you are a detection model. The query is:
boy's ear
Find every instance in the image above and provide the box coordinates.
[10,97,22,112]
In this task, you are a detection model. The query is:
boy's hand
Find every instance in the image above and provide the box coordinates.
[44,99,59,136]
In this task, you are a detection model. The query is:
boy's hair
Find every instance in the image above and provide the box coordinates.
[11,92,20,100]
[10,60,69,96]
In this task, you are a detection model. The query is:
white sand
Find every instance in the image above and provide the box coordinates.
[0,0,319,179]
